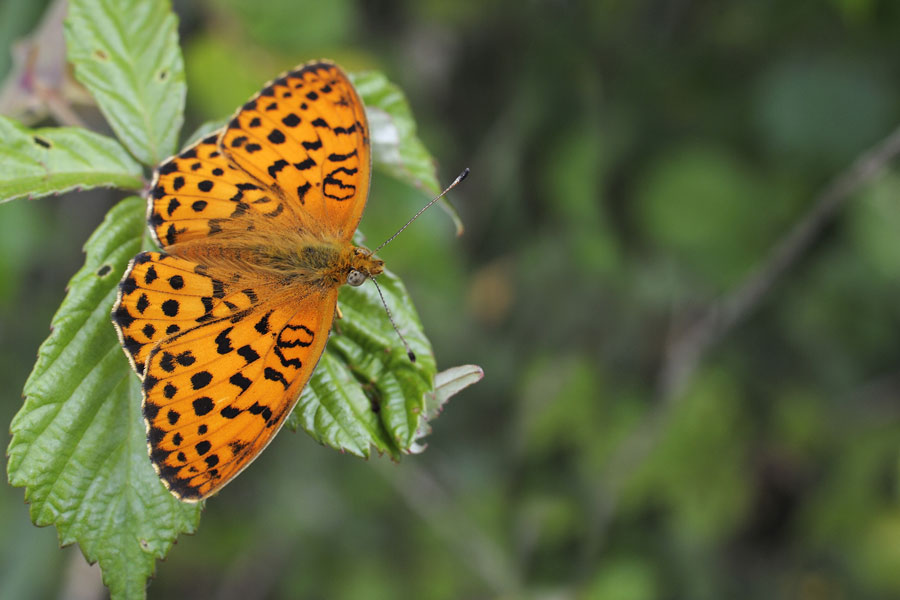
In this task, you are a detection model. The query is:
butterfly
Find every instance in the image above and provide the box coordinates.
[111,60,382,501]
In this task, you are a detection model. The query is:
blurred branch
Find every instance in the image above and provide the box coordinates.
[660,124,900,401]
[581,122,900,571]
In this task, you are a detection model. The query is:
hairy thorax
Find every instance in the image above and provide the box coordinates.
[168,226,384,294]
[255,241,384,288]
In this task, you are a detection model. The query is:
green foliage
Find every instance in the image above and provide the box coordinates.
[353,71,441,197]
[220,0,353,54]
[2,1,478,597]
[183,34,274,123]
[0,116,143,202]
[755,55,894,168]
[582,557,659,600]
[635,144,780,290]
[7,197,202,598]
[625,369,751,545]
[849,172,900,278]
[3,0,900,599]
[352,71,464,234]
[64,0,185,165]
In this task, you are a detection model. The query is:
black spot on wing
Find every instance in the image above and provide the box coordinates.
[264,367,288,390]
[327,149,358,162]
[268,159,288,178]
[220,405,241,419]
[333,123,357,135]
[191,371,212,390]
[229,373,252,394]
[255,311,272,334]
[274,346,302,369]
[161,299,179,317]
[192,397,214,416]
[248,402,274,421]
[237,345,260,364]
[215,327,234,354]
[296,182,310,204]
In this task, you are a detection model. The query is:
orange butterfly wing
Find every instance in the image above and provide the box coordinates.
[147,133,293,248]
[220,61,371,241]
[143,282,337,500]
[113,252,257,376]
[112,60,373,500]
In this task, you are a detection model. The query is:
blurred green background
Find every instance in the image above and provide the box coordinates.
[3,0,900,598]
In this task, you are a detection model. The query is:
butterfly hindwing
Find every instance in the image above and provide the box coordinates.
[112,252,263,376]
[220,60,371,241]
[142,289,339,500]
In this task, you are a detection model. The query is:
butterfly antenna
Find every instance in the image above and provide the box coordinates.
[373,168,469,254]
[371,278,416,362]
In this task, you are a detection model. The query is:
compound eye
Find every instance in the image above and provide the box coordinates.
[347,269,367,287]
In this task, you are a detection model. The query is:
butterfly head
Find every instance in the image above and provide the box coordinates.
[346,246,384,287]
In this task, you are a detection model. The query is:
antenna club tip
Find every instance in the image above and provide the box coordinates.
[408,350,416,362]
[458,167,470,182]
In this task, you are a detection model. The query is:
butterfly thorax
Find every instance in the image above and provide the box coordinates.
[257,242,384,288]
[169,230,383,292]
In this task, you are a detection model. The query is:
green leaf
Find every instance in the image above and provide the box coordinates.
[351,70,465,235]
[410,364,484,453]
[286,267,438,457]
[292,352,399,457]
[7,196,202,599]
[65,0,185,166]
[0,116,144,203]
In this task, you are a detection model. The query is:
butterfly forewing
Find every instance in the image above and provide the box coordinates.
[148,134,298,248]
[220,61,371,241]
